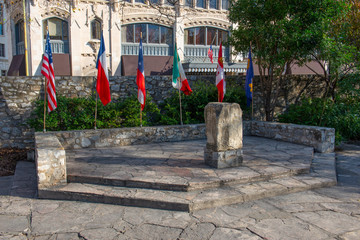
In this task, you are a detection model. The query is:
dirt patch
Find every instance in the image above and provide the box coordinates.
[0,148,29,177]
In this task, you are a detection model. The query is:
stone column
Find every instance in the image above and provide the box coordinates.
[204,102,243,168]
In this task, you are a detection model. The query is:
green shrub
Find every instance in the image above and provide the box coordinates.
[28,94,160,131]
[158,80,249,125]
[28,80,249,131]
[278,97,360,143]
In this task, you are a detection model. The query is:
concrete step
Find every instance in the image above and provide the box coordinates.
[38,172,336,212]
[67,164,310,192]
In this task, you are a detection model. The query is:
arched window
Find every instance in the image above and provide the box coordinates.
[184,27,229,63]
[43,18,69,53]
[185,27,228,46]
[91,19,102,40]
[121,23,173,56]
[15,20,24,55]
[121,23,173,45]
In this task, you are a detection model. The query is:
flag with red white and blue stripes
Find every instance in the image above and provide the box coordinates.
[96,32,111,106]
[136,38,146,111]
[41,31,57,112]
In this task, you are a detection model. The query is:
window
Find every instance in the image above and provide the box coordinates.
[209,0,217,9]
[15,21,24,55]
[122,23,173,45]
[185,28,194,45]
[222,0,229,10]
[91,19,101,40]
[207,27,217,45]
[185,0,192,7]
[43,18,68,41]
[1,70,6,76]
[134,24,147,43]
[43,18,69,53]
[135,0,145,3]
[0,43,4,57]
[196,0,205,8]
[148,24,159,43]
[185,27,228,46]
[0,4,3,35]
[150,0,159,3]
[15,21,24,43]
[195,27,205,45]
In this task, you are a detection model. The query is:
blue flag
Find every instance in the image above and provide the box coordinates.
[245,47,254,107]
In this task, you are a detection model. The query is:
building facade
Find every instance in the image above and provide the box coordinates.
[0,1,9,76]
[5,0,246,76]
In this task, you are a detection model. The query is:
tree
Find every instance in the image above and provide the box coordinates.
[228,0,346,121]
[303,0,359,100]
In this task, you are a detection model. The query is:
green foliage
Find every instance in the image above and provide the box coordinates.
[28,95,160,131]
[228,0,347,120]
[278,95,360,143]
[158,80,249,125]
[28,81,249,131]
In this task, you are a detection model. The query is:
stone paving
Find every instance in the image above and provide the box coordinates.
[38,137,335,211]
[66,136,314,191]
[0,143,360,239]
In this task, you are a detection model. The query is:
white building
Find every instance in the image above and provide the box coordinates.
[5,0,246,76]
[0,0,9,76]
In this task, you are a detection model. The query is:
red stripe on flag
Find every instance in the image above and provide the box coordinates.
[96,61,111,106]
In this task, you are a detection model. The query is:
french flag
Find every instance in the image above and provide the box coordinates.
[96,32,111,106]
[136,38,146,111]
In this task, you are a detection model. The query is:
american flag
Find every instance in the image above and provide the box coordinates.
[208,45,214,63]
[41,31,57,112]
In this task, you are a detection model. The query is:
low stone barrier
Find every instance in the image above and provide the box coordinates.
[34,121,335,188]
[53,124,206,150]
[35,133,66,189]
[249,121,335,153]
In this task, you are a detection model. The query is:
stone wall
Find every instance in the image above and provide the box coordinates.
[35,133,66,189]
[53,124,206,150]
[0,75,325,148]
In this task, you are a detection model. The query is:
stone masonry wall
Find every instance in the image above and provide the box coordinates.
[0,75,325,148]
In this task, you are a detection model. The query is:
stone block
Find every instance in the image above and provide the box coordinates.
[204,148,243,168]
[204,102,243,151]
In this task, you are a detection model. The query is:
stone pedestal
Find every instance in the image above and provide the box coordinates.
[204,102,243,168]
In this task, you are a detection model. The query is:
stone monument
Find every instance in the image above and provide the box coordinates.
[204,102,243,168]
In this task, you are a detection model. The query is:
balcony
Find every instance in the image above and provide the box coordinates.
[122,43,173,56]
[44,40,70,54]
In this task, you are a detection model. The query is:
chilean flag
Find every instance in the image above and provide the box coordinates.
[96,33,111,106]
[136,38,146,111]
[216,42,225,102]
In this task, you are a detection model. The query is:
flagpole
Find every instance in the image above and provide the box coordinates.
[178,85,183,125]
[43,76,47,132]
[94,91,98,130]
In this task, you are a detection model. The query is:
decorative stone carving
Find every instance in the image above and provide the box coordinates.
[204,102,243,168]
[87,39,101,53]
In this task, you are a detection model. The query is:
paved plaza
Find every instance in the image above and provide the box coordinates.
[0,140,360,239]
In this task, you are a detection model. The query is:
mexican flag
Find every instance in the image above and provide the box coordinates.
[172,44,192,95]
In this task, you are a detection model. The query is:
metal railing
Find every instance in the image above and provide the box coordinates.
[122,43,173,56]
[184,45,229,63]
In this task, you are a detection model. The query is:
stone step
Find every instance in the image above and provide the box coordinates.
[67,164,310,192]
[38,171,336,212]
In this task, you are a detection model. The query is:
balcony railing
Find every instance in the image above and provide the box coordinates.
[17,40,69,55]
[16,42,25,55]
[44,40,69,54]
[184,45,230,63]
[122,43,173,56]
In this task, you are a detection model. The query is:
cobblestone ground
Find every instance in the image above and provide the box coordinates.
[0,144,359,240]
